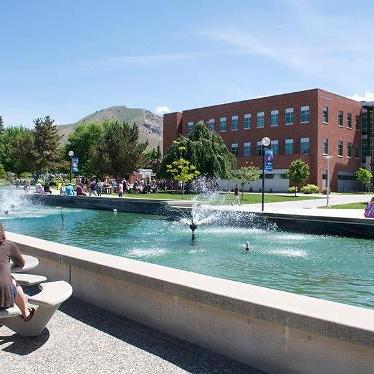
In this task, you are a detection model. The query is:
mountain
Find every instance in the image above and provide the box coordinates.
[58,106,163,149]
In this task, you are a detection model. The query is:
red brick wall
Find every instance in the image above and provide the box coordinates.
[317,90,362,190]
[163,112,183,153]
[163,89,363,191]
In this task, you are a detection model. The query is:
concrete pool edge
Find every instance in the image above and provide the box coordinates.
[7,231,374,374]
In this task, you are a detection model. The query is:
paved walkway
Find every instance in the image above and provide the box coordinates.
[0,297,261,374]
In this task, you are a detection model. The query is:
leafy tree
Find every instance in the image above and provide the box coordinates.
[231,165,260,200]
[65,122,104,176]
[356,168,372,193]
[166,156,200,194]
[161,121,235,179]
[97,121,148,178]
[0,163,5,179]
[8,128,36,174]
[0,116,4,135]
[33,116,61,172]
[287,159,310,196]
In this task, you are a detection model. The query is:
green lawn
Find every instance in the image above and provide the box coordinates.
[320,202,367,209]
[123,192,322,204]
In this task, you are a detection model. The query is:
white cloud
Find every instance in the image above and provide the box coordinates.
[154,106,171,115]
[349,91,374,102]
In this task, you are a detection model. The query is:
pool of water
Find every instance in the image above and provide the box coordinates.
[1,194,373,309]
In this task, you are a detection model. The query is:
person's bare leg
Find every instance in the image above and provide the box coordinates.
[15,286,30,319]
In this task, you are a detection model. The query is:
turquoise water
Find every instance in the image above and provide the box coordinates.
[1,197,373,309]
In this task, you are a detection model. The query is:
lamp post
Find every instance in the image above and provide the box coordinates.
[323,155,333,207]
[261,137,271,212]
[68,150,74,183]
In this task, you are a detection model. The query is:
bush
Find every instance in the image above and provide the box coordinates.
[288,186,298,193]
[301,184,319,194]
[19,172,32,179]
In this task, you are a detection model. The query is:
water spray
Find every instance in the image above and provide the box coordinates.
[245,241,250,251]
[113,209,118,214]
[189,219,197,240]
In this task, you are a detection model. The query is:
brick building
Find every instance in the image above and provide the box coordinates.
[163,89,367,192]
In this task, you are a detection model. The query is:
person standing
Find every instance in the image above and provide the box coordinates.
[89,179,97,197]
[364,196,374,218]
[118,180,124,198]
[97,180,103,196]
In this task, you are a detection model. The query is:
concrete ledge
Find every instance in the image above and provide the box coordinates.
[25,194,168,215]
[7,231,374,374]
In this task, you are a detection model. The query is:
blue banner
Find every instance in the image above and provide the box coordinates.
[264,149,273,172]
[71,157,79,173]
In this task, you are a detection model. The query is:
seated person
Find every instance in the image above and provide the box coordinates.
[364,196,374,218]
[0,225,35,320]
[75,184,86,196]
[65,184,75,196]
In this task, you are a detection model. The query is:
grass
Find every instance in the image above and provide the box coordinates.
[123,192,322,204]
[320,202,367,209]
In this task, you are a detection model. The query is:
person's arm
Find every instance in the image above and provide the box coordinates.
[7,241,25,268]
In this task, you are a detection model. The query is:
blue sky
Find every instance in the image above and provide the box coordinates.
[1,0,374,126]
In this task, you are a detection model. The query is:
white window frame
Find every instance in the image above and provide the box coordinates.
[257,112,265,128]
[285,108,294,125]
[243,141,251,157]
[231,143,239,156]
[300,106,309,123]
[243,113,251,129]
[187,121,194,133]
[219,117,227,132]
[285,138,294,154]
[300,137,310,154]
[270,110,279,127]
[231,115,239,131]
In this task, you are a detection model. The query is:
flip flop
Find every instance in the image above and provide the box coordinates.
[22,307,35,322]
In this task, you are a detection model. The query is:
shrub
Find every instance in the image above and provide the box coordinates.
[301,184,319,194]
[288,186,298,193]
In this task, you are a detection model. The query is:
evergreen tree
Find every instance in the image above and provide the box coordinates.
[33,116,61,172]
[161,121,235,178]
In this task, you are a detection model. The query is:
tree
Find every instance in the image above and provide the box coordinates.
[166,156,200,194]
[65,122,105,176]
[161,121,235,179]
[356,168,372,193]
[8,128,36,174]
[33,116,61,172]
[231,165,260,200]
[287,159,310,196]
[97,121,148,178]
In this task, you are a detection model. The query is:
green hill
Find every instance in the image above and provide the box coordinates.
[58,106,163,149]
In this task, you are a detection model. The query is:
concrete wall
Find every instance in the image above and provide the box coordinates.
[8,232,374,374]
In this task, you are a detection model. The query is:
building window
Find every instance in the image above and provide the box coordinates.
[300,138,310,154]
[231,143,239,157]
[300,106,309,123]
[187,121,194,134]
[347,113,352,128]
[256,141,262,155]
[271,140,279,155]
[243,113,251,129]
[208,119,215,130]
[231,115,239,131]
[285,139,293,154]
[355,115,360,129]
[322,106,329,123]
[338,141,343,157]
[285,108,294,125]
[243,142,251,157]
[322,138,329,155]
[220,117,227,132]
[270,110,279,126]
[347,142,352,158]
[354,146,359,158]
[257,112,265,128]
[338,111,343,127]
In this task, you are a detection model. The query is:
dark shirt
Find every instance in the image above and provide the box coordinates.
[0,240,24,308]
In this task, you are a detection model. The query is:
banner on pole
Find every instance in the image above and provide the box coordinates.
[264,149,273,172]
[71,157,79,173]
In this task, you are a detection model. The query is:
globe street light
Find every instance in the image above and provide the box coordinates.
[261,137,271,212]
[68,151,74,183]
[323,155,333,207]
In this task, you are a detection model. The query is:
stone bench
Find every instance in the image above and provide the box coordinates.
[0,281,73,337]
[12,273,47,286]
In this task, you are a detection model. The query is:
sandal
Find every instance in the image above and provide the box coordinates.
[22,307,35,322]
